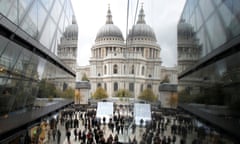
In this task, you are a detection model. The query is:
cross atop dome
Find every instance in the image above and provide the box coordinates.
[137,3,146,24]
[106,4,113,24]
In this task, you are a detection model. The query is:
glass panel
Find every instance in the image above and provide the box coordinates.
[197,27,209,57]
[59,12,65,32]
[12,80,30,110]
[7,0,18,24]
[0,78,18,114]
[37,2,47,33]
[0,0,13,16]
[36,57,47,80]
[40,0,53,11]
[219,3,234,28]
[190,12,196,32]
[59,0,65,5]
[18,0,32,22]
[40,18,55,49]
[179,51,240,111]
[199,0,214,20]
[0,36,9,56]
[195,6,203,30]
[0,41,22,70]
[12,48,32,76]
[232,0,240,15]
[214,0,222,6]
[206,13,227,50]
[20,1,38,38]
[51,0,61,23]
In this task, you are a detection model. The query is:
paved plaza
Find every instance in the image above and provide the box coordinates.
[41,106,235,144]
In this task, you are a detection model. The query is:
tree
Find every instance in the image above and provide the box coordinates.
[81,73,89,81]
[92,87,108,100]
[115,89,132,97]
[138,88,157,102]
[75,89,82,104]
[62,88,75,99]
[38,79,57,98]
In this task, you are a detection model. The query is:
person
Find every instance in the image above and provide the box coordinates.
[107,134,113,144]
[57,129,61,144]
[74,128,78,141]
[82,130,86,144]
[66,129,71,143]
[47,130,51,142]
[78,129,82,141]
[52,128,56,141]
[132,123,136,134]
[132,136,137,144]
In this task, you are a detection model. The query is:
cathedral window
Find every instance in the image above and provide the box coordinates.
[104,83,107,91]
[147,84,152,89]
[140,84,144,92]
[113,64,118,74]
[104,65,107,74]
[114,82,118,91]
[141,66,145,75]
[131,65,135,74]
[129,83,134,92]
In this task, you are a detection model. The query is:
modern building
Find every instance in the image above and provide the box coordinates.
[89,5,162,99]
[0,0,76,116]
[177,0,240,108]
[177,0,240,140]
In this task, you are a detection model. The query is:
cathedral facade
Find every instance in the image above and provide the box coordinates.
[57,15,78,90]
[88,6,163,99]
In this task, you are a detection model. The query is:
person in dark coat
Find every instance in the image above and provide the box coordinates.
[66,129,71,143]
[57,129,61,144]
[74,128,78,141]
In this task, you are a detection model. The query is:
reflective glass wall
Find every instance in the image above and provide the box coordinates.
[181,0,240,57]
[178,0,240,109]
[0,0,74,54]
[0,0,75,115]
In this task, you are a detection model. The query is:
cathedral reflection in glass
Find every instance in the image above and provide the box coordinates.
[178,0,240,109]
[0,0,75,115]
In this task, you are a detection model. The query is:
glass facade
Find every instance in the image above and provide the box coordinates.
[0,0,74,54]
[0,0,75,115]
[178,0,240,109]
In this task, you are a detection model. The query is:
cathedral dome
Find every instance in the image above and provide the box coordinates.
[177,19,194,37]
[127,6,156,41]
[64,15,78,39]
[96,24,123,40]
[95,7,123,41]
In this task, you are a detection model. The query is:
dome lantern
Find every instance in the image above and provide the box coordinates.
[137,4,146,24]
[127,5,157,41]
[106,4,113,24]
[95,5,124,41]
[72,15,77,24]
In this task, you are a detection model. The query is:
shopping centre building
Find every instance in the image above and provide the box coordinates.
[177,0,240,140]
[0,0,75,117]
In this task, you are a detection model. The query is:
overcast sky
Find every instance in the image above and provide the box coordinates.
[71,0,186,67]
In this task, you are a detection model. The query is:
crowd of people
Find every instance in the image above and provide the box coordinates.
[44,105,232,144]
